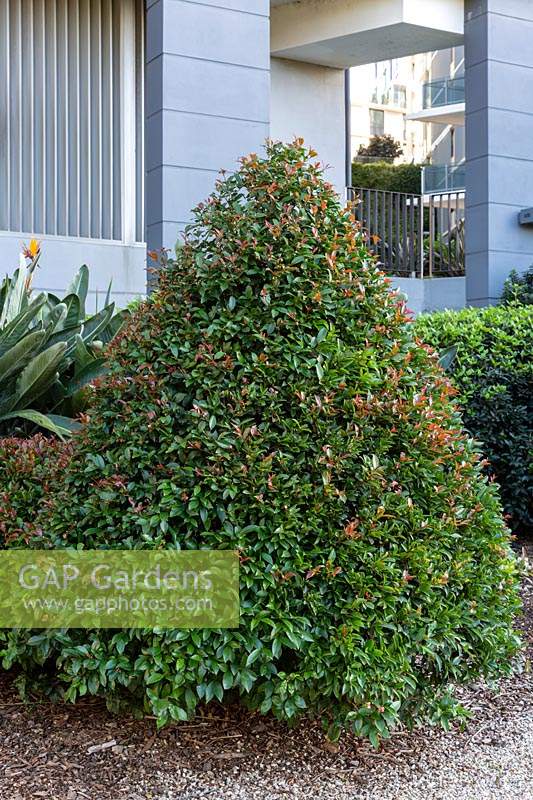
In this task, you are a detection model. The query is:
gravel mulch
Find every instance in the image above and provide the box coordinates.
[0,539,531,800]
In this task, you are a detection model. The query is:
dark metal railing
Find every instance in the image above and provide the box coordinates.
[347,187,465,278]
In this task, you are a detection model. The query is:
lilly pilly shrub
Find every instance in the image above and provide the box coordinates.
[0,435,74,547]
[1,141,520,742]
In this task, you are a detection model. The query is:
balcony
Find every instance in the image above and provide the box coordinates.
[423,76,464,108]
[270,0,464,68]
[422,164,465,194]
[347,186,465,279]
[407,76,465,126]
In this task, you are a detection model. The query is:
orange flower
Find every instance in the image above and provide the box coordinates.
[22,239,40,260]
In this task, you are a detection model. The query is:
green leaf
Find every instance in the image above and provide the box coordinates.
[0,264,27,327]
[81,304,115,343]
[71,334,95,371]
[14,342,67,408]
[65,265,89,318]
[0,329,46,384]
[45,302,68,334]
[246,648,262,667]
[61,294,82,330]
[438,345,457,372]
[0,409,80,438]
[222,671,234,690]
[66,359,108,395]
[0,292,48,357]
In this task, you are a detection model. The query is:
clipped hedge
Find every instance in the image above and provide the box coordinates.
[414,304,533,532]
[0,142,521,742]
[0,436,74,547]
[351,161,422,194]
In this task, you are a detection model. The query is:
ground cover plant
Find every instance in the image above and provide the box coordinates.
[414,304,533,533]
[0,141,521,743]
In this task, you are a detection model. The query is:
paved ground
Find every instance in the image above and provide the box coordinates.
[0,541,531,800]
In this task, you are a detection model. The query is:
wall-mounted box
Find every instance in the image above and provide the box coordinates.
[518,208,533,226]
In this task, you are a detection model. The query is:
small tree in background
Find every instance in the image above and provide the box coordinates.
[357,134,404,162]
[0,140,521,743]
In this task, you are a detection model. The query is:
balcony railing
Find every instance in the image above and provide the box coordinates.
[422,76,465,109]
[347,187,465,278]
[422,164,465,195]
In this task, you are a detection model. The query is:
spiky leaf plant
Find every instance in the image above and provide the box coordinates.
[0,248,127,437]
[1,141,520,742]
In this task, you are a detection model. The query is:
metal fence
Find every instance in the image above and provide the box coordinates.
[347,187,465,278]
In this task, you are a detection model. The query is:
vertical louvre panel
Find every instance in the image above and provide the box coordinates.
[112,0,122,242]
[45,0,57,234]
[0,0,144,243]
[9,1,22,232]
[101,0,113,240]
[56,0,68,235]
[0,2,10,231]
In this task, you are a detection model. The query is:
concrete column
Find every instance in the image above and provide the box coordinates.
[465,0,533,305]
[270,58,347,195]
[145,0,270,252]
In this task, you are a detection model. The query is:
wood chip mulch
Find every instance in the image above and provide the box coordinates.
[0,536,531,800]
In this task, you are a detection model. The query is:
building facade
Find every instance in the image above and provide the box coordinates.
[350,55,431,164]
[0,0,532,308]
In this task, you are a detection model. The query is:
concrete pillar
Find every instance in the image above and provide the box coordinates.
[270,58,347,195]
[145,0,270,253]
[465,0,533,305]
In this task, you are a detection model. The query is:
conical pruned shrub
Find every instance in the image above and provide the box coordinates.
[1,141,520,741]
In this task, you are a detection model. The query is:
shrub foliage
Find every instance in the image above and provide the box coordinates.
[351,161,422,195]
[415,304,533,532]
[500,266,533,306]
[0,435,74,547]
[0,141,520,742]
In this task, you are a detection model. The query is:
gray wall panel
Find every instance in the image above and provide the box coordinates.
[149,0,269,69]
[465,0,533,304]
[146,54,270,122]
[145,0,270,252]
[155,111,270,172]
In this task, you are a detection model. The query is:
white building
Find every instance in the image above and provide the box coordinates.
[350,55,431,164]
[0,0,531,309]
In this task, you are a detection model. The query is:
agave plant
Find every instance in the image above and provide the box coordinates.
[0,243,128,437]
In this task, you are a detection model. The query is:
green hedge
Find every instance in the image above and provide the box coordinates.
[351,161,422,194]
[0,435,74,547]
[0,142,521,742]
[414,304,533,532]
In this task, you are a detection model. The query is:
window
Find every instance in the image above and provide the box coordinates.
[369,109,385,137]
[392,85,407,107]
[0,0,144,243]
